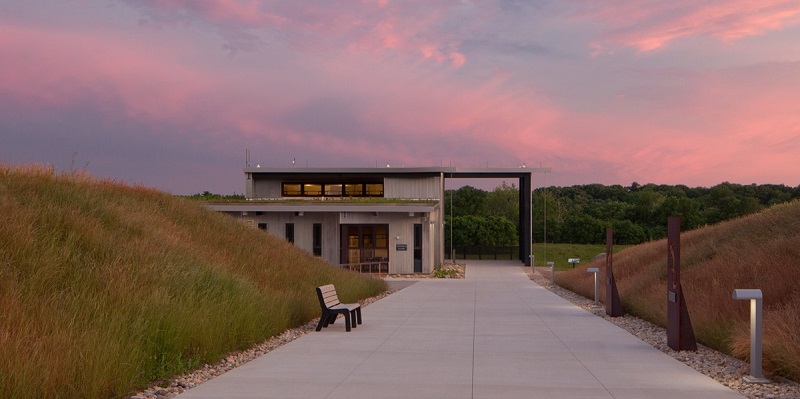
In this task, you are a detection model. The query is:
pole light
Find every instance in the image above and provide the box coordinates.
[547,261,555,285]
[587,267,599,306]
[732,289,769,384]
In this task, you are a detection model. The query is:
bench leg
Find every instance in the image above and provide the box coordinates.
[344,312,352,332]
[350,310,357,329]
[327,314,336,325]
[316,312,330,331]
[355,307,362,325]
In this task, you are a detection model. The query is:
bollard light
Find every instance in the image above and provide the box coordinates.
[732,289,769,384]
[587,267,599,306]
[547,261,555,285]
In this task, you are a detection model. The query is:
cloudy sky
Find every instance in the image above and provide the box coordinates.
[2,1,799,194]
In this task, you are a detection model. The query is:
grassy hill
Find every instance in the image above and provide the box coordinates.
[557,200,800,381]
[0,164,386,399]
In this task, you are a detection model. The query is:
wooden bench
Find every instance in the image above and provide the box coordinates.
[315,284,362,332]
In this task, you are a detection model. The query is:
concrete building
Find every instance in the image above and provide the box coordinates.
[207,167,540,274]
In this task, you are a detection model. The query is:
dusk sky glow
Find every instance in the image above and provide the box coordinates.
[2,1,800,194]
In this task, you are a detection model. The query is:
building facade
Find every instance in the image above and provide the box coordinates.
[207,167,536,274]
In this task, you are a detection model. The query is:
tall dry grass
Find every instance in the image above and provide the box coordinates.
[557,200,800,381]
[0,164,386,398]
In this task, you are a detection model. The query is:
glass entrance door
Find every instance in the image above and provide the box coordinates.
[340,224,389,273]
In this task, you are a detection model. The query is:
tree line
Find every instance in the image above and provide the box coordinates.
[446,182,800,246]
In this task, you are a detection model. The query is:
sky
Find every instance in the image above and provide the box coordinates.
[2,1,800,195]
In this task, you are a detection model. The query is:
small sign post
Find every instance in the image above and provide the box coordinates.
[568,258,580,268]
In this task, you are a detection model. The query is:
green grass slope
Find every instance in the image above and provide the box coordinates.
[531,243,630,269]
[557,200,800,381]
[0,164,386,399]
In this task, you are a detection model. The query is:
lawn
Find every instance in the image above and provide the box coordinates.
[531,242,630,270]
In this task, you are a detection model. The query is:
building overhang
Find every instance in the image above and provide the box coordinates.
[243,166,547,179]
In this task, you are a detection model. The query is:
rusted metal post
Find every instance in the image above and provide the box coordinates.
[605,227,623,317]
[667,216,697,351]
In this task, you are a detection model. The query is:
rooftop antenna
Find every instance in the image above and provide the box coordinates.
[245,149,250,167]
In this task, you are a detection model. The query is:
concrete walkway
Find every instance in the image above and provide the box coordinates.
[176,261,744,399]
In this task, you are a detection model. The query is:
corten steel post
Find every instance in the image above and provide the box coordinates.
[605,228,623,317]
[666,216,697,351]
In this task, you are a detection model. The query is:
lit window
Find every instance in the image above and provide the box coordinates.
[303,184,322,196]
[325,184,343,196]
[345,184,363,196]
[282,184,301,196]
[366,184,383,196]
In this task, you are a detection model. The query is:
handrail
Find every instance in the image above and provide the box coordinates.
[338,261,389,274]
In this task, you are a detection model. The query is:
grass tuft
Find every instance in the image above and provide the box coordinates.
[0,163,386,398]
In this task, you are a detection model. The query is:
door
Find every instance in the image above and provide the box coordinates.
[413,223,422,273]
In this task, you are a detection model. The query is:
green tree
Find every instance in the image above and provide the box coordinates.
[444,186,487,217]
[611,220,647,244]
[485,181,519,228]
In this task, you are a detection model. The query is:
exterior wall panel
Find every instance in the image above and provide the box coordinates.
[384,176,441,199]
[253,178,282,199]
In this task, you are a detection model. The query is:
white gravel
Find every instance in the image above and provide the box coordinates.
[526,266,800,399]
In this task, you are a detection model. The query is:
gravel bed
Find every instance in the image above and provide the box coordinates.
[526,266,800,399]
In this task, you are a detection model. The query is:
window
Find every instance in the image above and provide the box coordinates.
[281,181,383,197]
[285,223,294,244]
[257,223,267,231]
[303,184,322,196]
[365,184,384,196]
[282,184,301,196]
[313,223,322,256]
[345,184,363,196]
[325,184,343,196]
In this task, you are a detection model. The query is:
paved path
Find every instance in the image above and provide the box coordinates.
[177,261,744,399]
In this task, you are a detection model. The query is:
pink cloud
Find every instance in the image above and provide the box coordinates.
[579,0,800,52]
[131,0,469,67]
[549,61,800,186]
[0,24,214,127]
